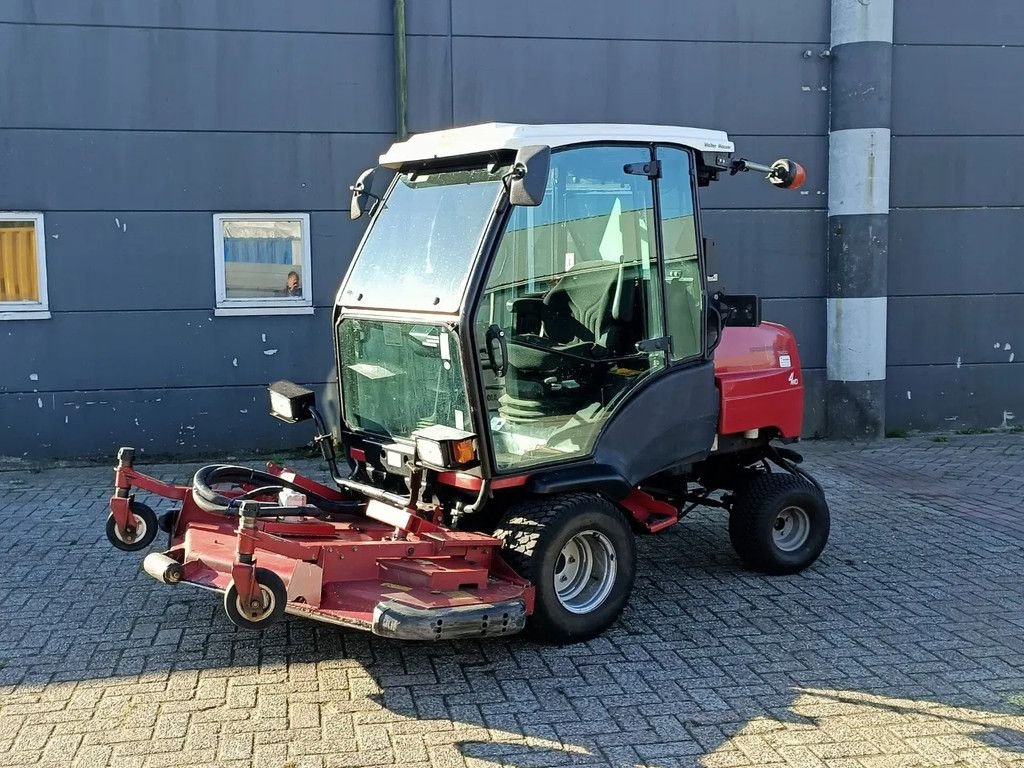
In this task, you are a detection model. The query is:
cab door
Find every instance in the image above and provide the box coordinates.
[580,143,719,485]
[654,145,707,363]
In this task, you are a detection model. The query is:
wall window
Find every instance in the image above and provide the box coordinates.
[0,212,50,320]
[213,213,312,315]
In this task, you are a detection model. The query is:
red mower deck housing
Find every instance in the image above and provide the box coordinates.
[111,450,532,640]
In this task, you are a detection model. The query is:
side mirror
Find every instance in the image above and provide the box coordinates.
[268,380,316,423]
[349,167,377,220]
[508,145,550,206]
[768,159,806,190]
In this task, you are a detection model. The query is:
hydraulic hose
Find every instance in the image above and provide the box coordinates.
[191,464,363,516]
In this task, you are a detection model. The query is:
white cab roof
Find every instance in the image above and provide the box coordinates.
[378,122,734,168]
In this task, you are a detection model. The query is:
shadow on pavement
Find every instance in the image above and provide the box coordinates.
[2,441,1024,766]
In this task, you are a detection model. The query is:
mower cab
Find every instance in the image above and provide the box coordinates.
[106,123,828,644]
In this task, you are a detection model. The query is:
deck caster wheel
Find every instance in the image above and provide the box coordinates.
[157,509,179,534]
[224,568,287,630]
[494,493,636,645]
[105,502,159,552]
[728,473,830,575]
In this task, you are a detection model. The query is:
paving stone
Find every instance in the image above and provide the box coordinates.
[1,435,1024,766]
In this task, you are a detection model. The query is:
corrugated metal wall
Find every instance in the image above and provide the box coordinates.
[0,1,1017,457]
[887,0,1024,431]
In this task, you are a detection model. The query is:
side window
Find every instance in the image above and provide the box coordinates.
[0,212,50,320]
[657,147,704,360]
[213,213,312,316]
[475,145,666,470]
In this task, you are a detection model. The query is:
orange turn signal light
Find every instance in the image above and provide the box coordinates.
[452,438,476,466]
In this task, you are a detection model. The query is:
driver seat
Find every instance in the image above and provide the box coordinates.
[500,259,637,421]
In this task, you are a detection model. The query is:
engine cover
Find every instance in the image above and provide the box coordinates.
[713,322,803,438]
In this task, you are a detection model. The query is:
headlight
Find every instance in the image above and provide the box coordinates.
[412,425,478,471]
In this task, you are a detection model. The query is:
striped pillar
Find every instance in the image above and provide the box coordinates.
[826,0,894,439]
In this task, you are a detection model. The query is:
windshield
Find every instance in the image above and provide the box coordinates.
[338,318,471,439]
[340,165,507,313]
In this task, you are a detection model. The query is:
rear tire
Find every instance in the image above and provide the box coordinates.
[728,472,829,574]
[494,493,636,644]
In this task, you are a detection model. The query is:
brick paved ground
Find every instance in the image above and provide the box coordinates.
[1,434,1023,768]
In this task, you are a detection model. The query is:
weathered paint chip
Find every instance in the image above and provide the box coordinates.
[264,349,278,356]
[28,373,38,381]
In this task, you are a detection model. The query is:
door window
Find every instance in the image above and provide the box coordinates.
[657,146,704,360]
[474,145,666,470]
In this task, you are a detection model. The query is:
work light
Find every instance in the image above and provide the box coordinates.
[267,380,316,424]
[411,424,478,471]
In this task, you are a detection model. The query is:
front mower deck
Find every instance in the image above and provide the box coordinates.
[109,449,532,640]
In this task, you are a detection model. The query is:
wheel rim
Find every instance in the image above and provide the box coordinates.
[236,584,276,622]
[773,505,811,552]
[115,514,145,543]
[553,530,617,614]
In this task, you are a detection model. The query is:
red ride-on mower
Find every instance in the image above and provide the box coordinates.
[106,124,829,644]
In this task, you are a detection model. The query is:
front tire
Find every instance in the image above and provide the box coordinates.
[729,472,830,574]
[494,493,636,644]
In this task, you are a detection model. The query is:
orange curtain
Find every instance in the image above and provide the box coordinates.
[0,226,39,302]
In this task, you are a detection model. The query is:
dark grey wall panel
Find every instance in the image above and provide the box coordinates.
[701,210,826,298]
[0,24,394,132]
[0,130,391,211]
[761,298,825,370]
[890,208,1024,296]
[42,212,361,311]
[887,365,1023,432]
[891,137,1024,208]
[451,38,830,136]
[452,0,828,42]
[406,36,453,134]
[1,310,339,393]
[0,385,331,459]
[0,1,449,35]
[892,46,1024,136]
[700,136,828,210]
[894,1,1024,46]
[802,368,826,439]
[888,295,1024,367]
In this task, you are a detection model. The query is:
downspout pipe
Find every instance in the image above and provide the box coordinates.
[825,0,894,439]
[393,0,408,141]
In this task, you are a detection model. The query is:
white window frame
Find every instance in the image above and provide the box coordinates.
[0,212,50,321]
[213,212,314,316]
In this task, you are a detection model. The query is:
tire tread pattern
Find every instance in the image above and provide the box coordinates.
[729,472,829,575]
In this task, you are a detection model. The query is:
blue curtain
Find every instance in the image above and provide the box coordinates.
[224,238,293,264]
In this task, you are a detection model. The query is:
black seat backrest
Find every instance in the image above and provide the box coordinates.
[543,261,635,351]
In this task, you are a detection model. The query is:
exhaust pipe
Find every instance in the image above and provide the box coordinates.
[143,552,183,584]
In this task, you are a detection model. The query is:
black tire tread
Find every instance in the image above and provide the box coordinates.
[493,492,636,644]
[492,492,594,581]
[105,501,159,552]
[224,567,287,630]
[729,472,829,575]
